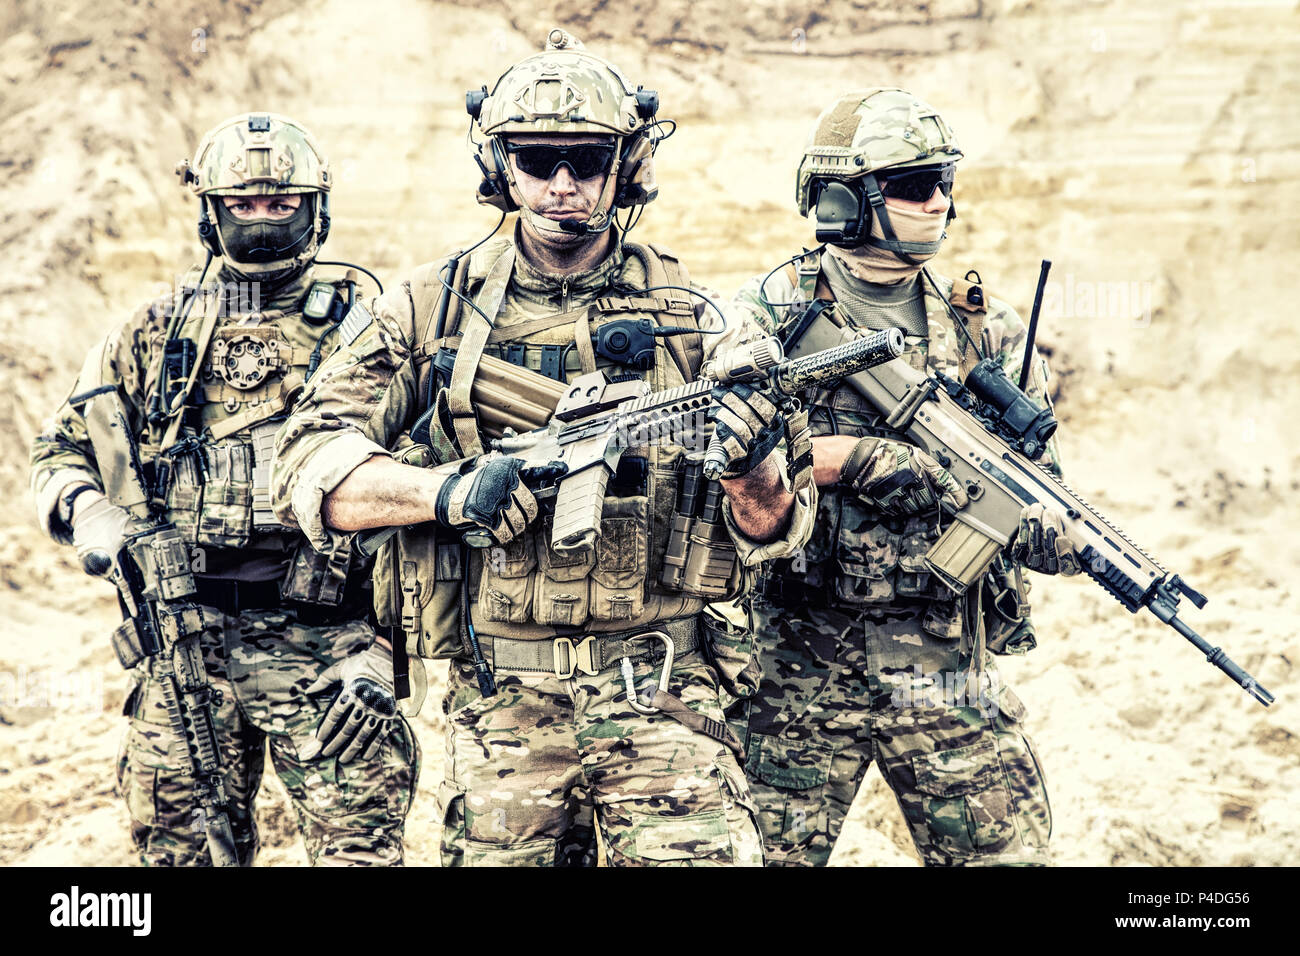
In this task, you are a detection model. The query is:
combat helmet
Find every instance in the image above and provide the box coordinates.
[176,112,332,278]
[466,28,663,236]
[796,89,962,257]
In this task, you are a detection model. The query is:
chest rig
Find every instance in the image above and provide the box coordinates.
[374,238,740,666]
[769,251,988,637]
[144,273,357,603]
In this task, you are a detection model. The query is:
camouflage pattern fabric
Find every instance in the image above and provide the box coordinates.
[733,601,1050,867]
[437,653,761,867]
[727,259,1059,866]
[32,261,417,867]
[273,227,793,866]
[116,606,419,866]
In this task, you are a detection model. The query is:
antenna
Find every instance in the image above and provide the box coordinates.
[1019,259,1052,393]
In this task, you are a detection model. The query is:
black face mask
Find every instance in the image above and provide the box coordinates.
[214,196,315,263]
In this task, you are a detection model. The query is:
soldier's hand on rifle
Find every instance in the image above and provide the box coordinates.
[435,455,568,546]
[707,382,785,479]
[840,437,968,517]
[1011,503,1082,576]
[71,493,145,577]
[302,642,425,764]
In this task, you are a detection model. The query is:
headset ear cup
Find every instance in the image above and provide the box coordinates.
[474,138,515,212]
[197,199,221,255]
[316,192,331,247]
[614,134,656,207]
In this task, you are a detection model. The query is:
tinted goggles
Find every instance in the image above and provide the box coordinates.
[878,163,955,202]
[504,142,617,181]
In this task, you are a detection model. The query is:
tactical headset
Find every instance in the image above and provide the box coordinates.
[811,166,957,263]
[465,84,660,234]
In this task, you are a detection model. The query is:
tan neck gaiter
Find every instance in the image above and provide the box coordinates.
[826,204,948,285]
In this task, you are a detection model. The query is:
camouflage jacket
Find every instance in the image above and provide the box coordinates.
[271,230,815,643]
[31,267,353,588]
[729,251,1063,640]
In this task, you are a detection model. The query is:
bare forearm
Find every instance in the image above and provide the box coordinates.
[322,455,445,532]
[813,434,862,487]
[721,449,793,542]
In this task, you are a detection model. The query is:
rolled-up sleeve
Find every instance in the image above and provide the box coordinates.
[272,289,420,554]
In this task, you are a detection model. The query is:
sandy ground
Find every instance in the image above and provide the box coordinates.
[0,0,1296,867]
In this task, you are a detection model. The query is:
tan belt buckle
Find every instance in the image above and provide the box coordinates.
[619,630,675,715]
[553,636,599,679]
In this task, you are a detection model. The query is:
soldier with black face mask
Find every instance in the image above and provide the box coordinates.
[30,112,419,866]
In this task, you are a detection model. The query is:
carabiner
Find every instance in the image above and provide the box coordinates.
[619,630,675,715]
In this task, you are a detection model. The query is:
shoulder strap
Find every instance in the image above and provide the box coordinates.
[157,285,225,450]
[624,241,702,382]
[445,244,516,457]
[778,250,838,348]
[945,273,987,380]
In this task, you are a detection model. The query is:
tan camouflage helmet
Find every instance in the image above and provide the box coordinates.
[467,29,661,233]
[175,112,331,272]
[177,111,331,197]
[795,88,962,216]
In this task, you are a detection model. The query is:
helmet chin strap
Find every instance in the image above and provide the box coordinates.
[860,174,946,266]
[209,195,322,283]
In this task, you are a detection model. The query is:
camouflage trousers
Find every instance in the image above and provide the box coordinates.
[436,647,762,866]
[733,599,1051,866]
[115,606,419,866]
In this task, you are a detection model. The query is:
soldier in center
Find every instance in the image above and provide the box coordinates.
[272,31,815,866]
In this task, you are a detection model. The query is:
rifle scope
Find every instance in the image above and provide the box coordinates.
[963,358,1057,459]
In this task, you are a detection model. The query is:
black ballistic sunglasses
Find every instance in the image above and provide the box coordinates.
[504,142,618,181]
[878,163,955,202]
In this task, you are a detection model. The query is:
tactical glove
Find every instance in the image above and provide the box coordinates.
[840,437,968,517]
[302,642,425,763]
[434,456,567,546]
[708,382,785,479]
[1011,503,1082,576]
[71,494,144,577]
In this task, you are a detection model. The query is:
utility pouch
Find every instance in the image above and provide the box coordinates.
[477,531,538,625]
[370,439,464,658]
[535,515,594,627]
[701,604,761,706]
[833,497,900,604]
[982,558,1038,656]
[195,441,254,548]
[373,529,465,659]
[110,618,148,670]
[280,540,351,605]
[589,495,650,623]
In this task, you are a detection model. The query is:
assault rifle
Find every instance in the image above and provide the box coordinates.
[70,383,240,865]
[786,318,1274,707]
[416,329,904,554]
